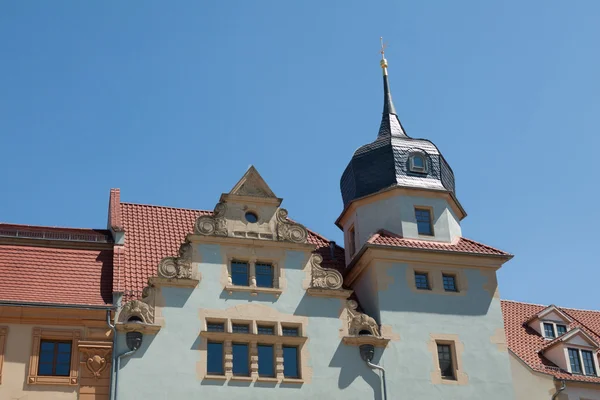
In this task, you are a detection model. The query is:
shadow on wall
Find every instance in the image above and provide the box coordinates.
[378,267,495,316]
[162,287,195,308]
[119,333,157,369]
[98,249,114,304]
[329,341,384,400]
[294,293,344,318]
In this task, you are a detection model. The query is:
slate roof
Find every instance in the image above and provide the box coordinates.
[502,300,600,383]
[367,229,511,257]
[112,195,346,299]
[0,224,113,307]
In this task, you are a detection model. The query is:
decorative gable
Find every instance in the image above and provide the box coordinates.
[526,305,572,337]
[193,166,308,244]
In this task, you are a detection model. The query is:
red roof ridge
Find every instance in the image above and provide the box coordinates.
[121,201,212,213]
[502,299,600,314]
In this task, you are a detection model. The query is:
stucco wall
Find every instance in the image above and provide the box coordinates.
[352,193,462,248]
[564,383,600,400]
[508,352,555,400]
[0,324,78,400]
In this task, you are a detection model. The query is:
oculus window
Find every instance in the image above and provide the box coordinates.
[245,211,258,223]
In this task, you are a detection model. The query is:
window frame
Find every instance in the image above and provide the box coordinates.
[568,348,583,374]
[38,340,72,377]
[28,328,80,386]
[442,274,458,292]
[409,153,428,173]
[556,324,567,337]
[415,207,434,236]
[232,342,250,377]
[282,345,300,379]
[348,225,356,257]
[206,341,225,376]
[437,343,456,380]
[581,350,597,376]
[230,260,250,286]
[543,323,556,339]
[255,262,275,288]
[225,257,283,296]
[257,344,276,378]
[414,271,430,290]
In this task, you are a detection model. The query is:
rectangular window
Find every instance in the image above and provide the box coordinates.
[556,325,567,336]
[437,343,455,380]
[38,340,71,376]
[255,263,274,288]
[258,344,275,377]
[257,325,274,335]
[207,322,225,332]
[414,272,430,290]
[207,341,224,375]
[543,323,556,339]
[415,208,433,236]
[568,348,582,374]
[348,225,356,256]
[232,324,250,334]
[582,350,597,376]
[442,274,457,292]
[231,261,249,286]
[283,346,299,378]
[282,327,299,337]
[232,343,250,376]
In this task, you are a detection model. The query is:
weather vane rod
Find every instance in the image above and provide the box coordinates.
[380,37,388,72]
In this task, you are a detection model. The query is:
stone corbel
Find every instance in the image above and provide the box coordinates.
[275,208,308,243]
[150,241,200,288]
[307,254,352,298]
[116,286,161,334]
[194,202,228,237]
[342,300,389,348]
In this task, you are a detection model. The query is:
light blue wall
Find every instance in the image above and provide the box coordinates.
[115,244,514,399]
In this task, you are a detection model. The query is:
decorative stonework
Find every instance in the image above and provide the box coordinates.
[194,203,227,236]
[158,241,193,279]
[276,208,308,243]
[0,326,7,384]
[28,328,81,385]
[310,254,343,290]
[346,300,380,337]
[78,341,112,380]
[116,286,161,334]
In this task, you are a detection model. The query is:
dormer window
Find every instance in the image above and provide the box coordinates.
[556,324,567,336]
[543,323,556,339]
[568,348,596,376]
[409,154,427,173]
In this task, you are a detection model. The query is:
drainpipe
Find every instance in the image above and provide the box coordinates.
[359,344,388,400]
[114,341,140,400]
[107,310,116,400]
[551,380,566,400]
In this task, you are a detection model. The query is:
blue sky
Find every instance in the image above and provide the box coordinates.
[1,1,598,309]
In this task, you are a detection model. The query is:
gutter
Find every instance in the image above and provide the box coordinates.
[0,300,114,310]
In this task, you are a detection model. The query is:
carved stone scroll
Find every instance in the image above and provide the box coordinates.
[194,202,228,236]
[275,208,308,243]
[157,242,193,279]
[346,300,381,337]
[310,254,343,290]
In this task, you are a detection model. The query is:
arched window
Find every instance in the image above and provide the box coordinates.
[409,153,427,173]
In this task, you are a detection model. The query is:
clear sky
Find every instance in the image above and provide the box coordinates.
[1,1,598,309]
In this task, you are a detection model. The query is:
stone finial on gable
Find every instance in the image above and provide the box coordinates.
[228,165,278,199]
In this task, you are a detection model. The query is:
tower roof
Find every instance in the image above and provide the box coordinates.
[340,47,458,208]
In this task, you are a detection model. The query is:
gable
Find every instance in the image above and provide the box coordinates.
[228,165,278,199]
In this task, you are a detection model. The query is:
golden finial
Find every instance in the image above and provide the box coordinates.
[380,37,388,73]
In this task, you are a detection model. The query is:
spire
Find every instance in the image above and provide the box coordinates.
[377,38,407,138]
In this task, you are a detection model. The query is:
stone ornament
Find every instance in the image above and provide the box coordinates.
[310,254,343,290]
[194,203,228,236]
[158,242,193,279]
[82,350,109,379]
[276,208,308,244]
[118,287,155,325]
[347,300,381,337]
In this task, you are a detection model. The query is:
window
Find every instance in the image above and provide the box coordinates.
[283,346,299,378]
[207,322,225,332]
[38,340,71,376]
[231,261,249,286]
[415,272,430,290]
[556,325,567,336]
[257,325,274,335]
[437,344,455,380]
[568,348,582,374]
[245,211,258,223]
[410,154,427,173]
[282,327,299,337]
[415,208,433,236]
[232,324,250,334]
[582,350,597,376]
[232,343,249,376]
[258,344,275,377]
[348,225,356,256]
[207,342,224,375]
[442,274,457,292]
[543,323,556,339]
[255,263,274,288]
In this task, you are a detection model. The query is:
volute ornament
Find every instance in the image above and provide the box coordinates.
[157,242,193,279]
[347,300,381,337]
[310,254,343,290]
[276,208,308,244]
[194,202,228,236]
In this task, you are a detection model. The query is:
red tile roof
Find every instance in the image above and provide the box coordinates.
[367,229,511,257]
[116,201,345,299]
[502,300,600,383]
[0,237,113,306]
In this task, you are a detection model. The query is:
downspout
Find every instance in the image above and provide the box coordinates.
[107,310,116,400]
[114,346,139,400]
[551,380,566,400]
[366,360,388,400]
[359,344,388,400]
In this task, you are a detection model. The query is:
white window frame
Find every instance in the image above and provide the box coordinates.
[409,154,427,173]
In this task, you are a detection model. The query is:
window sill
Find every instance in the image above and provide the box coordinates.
[342,335,390,348]
[224,285,282,297]
[230,376,253,381]
[282,378,304,384]
[149,276,199,288]
[28,375,78,385]
[256,377,279,383]
[204,374,227,381]
[306,287,353,298]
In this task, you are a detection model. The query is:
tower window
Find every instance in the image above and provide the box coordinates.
[437,343,456,380]
[415,208,434,236]
[414,272,430,290]
[348,225,356,256]
[409,154,427,173]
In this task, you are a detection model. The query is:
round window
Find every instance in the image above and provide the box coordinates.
[245,211,258,223]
